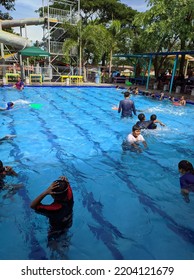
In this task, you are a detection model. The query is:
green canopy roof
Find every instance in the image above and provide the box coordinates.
[18,46,50,57]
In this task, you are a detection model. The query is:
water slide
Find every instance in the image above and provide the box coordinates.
[0,18,47,50]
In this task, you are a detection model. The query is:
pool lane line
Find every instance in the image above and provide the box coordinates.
[46,91,194,249]
[37,94,157,259]
[30,102,129,260]
[0,114,48,260]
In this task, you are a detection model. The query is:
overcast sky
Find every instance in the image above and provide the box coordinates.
[1,0,148,43]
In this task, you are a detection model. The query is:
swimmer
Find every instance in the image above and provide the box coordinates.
[13,77,24,90]
[0,135,16,142]
[178,96,186,106]
[0,160,18,178]
[178,160,194,203]
[136,113,151,129]
[31,176,74,236]
[0,102,14,111]
[147,114,165,129]
[122,125,147,153]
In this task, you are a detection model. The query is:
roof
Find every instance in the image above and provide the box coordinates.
[113,50,194,59]
[18,46,50,57]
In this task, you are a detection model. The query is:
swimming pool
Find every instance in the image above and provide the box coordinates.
[0,86,194,260]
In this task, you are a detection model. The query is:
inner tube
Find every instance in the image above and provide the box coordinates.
[173,102,181,106]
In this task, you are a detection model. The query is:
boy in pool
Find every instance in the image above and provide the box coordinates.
[31,176,74,237]
[122,125,147,153]
[136,113,165,129]
[147,114,165,129]
[178,160,194,203]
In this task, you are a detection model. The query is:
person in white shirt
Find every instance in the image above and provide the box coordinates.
[122,125,147,153]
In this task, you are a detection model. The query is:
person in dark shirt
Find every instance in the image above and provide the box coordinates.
[178,160,194,203]
[118,91,136,118]
[136,113,151,129]
[136,113,165,129]
[31,176,74,237]
[0,160,18,189]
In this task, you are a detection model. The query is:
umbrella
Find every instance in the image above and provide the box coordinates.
[18,46,50,57]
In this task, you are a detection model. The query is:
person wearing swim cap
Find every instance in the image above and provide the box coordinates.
[31,176,74,236]
[0,102,14,111]
[178,160,194,203]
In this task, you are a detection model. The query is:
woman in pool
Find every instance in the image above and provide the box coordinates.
[31,176,74,237]
[13,77,24,90]
[178,160,194,202]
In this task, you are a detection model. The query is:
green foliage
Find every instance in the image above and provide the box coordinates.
[0,10,12,20]
[131,0,194,77]
[0,0,15,10]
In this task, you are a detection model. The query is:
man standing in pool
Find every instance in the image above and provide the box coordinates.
[31,176,74,238]
[118,91,136,118]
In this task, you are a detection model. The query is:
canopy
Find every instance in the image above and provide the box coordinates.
[18,46,50,57]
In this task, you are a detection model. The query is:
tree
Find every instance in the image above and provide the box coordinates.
[0,0,15,11]
[62,21,111,80]
[132,0,194,78]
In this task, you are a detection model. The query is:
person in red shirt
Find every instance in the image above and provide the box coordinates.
[31,176,74,237]
[13,77,24,90]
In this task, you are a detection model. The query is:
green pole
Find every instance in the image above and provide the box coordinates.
[146,55,152,90]
[169,54,178,94]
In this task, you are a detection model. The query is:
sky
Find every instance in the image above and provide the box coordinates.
[0,0,148,43]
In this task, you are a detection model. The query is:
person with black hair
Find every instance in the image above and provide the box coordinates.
[31,176,74,236]
[136,113,165,130]
[122,125,147,153]
[147,114,165,129]
[13,77,24,90]
[178,160,194,203]
[0,160,18,178]
[0,160,18,189]
[136,113,151,129]
[118,91,136,118]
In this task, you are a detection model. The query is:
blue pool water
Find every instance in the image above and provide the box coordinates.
[0,86,194,260]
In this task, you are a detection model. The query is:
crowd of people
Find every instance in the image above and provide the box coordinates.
[0,80,193,251]
[116,88,194,202]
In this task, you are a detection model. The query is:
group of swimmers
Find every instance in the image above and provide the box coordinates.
[0,77,74,237]
[117,90,194,202]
